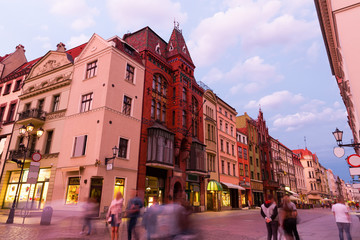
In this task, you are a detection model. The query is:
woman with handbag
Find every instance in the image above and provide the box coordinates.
[107,192,124,240]
[281,195,300,240]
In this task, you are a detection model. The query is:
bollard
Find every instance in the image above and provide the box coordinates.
[40,206,53,225]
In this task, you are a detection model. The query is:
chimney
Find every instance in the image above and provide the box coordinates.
[56,42,66,52]
[16,44,25,52]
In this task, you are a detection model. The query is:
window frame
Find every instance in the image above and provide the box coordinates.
[80,93,93,113]
[118,137,129,159]
[72,135,88,157]
[122,95,132,116]
[86,61,97,79]
[125,64,135,83]
[52,94,60,112]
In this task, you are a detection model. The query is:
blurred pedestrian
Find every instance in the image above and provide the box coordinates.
[261,194,279,240]
[80,198,97,236]
[281,195,300,240]
[107,192,124,240]
[142,197,162,240]
[332,197,352,240]
[126,190,143,240]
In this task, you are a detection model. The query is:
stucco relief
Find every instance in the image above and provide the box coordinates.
[31,54,71,77]
[24,72,72,94]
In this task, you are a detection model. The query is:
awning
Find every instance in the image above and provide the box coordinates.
[221,182,245,190]
[285,190,299,197]
[308,194,322,200]
[289,195,301,201]
[207,180,223,191]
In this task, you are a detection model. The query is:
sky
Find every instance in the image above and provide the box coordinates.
[0,0,354,181]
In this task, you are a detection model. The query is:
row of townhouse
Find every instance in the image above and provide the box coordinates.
[0,25,356,217]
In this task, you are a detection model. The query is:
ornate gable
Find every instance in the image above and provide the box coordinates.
[28,51,73,79]
[167,27,194,67]
[75,33,111,62]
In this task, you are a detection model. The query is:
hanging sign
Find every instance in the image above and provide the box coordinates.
[347,154,360,167]
[27,161,40,184]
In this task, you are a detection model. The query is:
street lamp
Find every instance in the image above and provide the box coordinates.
[6,123,43,224]
[332,128,360,148]
[105,145,119,166]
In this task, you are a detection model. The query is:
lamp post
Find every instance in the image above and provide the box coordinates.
[332,128,360,148]
[105,146,119,167]
[6,123,44,224]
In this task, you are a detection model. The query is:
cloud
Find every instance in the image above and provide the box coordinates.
[245,90,304,109]
[67,34,90,48]
[106,0,187,33]
[306,41,320,62]
[50,0,99,31]
[188,0,319,66]
[202,56,283,94]
[34,36,52,50]
[273,107,347,131]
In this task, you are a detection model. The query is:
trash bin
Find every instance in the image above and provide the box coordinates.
[40,206,53,225]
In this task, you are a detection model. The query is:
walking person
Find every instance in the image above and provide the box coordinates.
[126,190,143,240]
[261,194,279,240]
[332,197,352,240]
[80,198,97,236]
[142,197,162,240]
[281,195,300,240]
[107,192,124,240]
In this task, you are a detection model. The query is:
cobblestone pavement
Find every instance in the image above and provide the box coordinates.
[0,208,359,240]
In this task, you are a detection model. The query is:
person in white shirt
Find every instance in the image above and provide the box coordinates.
[332,197,352,240]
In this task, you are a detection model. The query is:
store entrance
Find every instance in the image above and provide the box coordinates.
[145,176,164,207]
[89,178,103,216]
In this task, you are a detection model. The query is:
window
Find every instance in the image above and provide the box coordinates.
[239,163,244,176]
[52,95,60,112]
[172,111,175,125]
[14,79,22,92]
[182,110,186,127]
[226,142,229,154]
[256,158,259,167]
[163,82,167,97]
[152,76,156,90]
[233,164,236,176]
[182,87,187,101]
[220,139,224,151]
[257,173,260,180]
[4,83,11,95]
[173,87,176,98]
[208,154,215,172]
[221,160,225,174]
[227,162,230,175]
[207,124,211,140]
[73,135,87,157]
[151,100,155,119]
[230,115,232,120]
[38,99,45,111]
[225,111,228,117]
[118,138,129,158]
[225,123,228,133]
[44,130,53,154]
[66,177,80,205]
[311,183,313,191]
[230,126,233,136]
[238,147,242,159]
[80,93,93,112]
[126,64,135,83]
[245,164,249,177]
[86,61,97,78]
[162,104,166,122]
[244,149,247,160]
[0,86,2,95]
[113,178,125,199]
[251,171,254,179]
[231,145,234,156]
[219,107,222,113]
[157,76,161,93]
[0,106,6,122]
[250,156,253,165]
[123,96,132,116]
[220,120,223,131]
[6,103,16,122]
[255,147,258,153]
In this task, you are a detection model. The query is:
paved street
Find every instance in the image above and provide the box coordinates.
[0,208,359,240]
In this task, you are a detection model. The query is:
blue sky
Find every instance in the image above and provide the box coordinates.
[0,0,354,181]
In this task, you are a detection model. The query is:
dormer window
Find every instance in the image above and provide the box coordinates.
[182,45,186,54]
[155,43,161,55]
[169,43,174,51]
[124,44,134,55]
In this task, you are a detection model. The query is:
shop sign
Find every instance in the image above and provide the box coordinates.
[27,162,40,184]
[250,181,263,191]
[106,163,113,171]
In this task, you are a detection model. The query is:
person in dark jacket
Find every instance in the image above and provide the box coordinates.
[261,194,279,240]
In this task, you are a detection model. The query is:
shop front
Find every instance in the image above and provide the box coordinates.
[206,180,222,211]
[221,182,244,209]
[186,174,201,211]
[308,194,322,205]
[251,180,264,207]
[240,182,252,207]
[3,168,51,209]
[145,175,165,207]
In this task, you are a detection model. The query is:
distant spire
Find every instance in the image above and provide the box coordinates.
[174,19,181,33]
[304,136,307,149]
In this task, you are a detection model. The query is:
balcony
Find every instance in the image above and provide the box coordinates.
[186,140,207,175]
[274,156,282,162]
[17,108,46,126]
[7,149,39,161]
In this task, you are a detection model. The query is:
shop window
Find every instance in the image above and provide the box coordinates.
[222,190,231,207]
[86,61,97,79]
[118,138,129,158]
[73,135,87,157]
[66,177,80,205]
[113,178,125,199]
[186,183,200,207]
[126,64,135,83]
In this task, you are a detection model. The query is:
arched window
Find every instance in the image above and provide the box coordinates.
[157,102,161,120]
[162,104,166,122]
[151,100,155,119]
[157,76,161,93]
[182,110,186,127]
[163,82,167,97]
[152,76,156,90]
[182,87,187,101]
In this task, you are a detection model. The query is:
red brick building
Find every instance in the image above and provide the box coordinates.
[236,128,252,207]
[124,26,207,211]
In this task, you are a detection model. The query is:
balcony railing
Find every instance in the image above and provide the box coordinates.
[18,108,46,122]
[8,149,39,160]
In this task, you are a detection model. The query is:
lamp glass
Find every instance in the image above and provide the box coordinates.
[26,123,34,132]
[19,126,27,135]
[332,128,343,142]
[36,128,44,137]
[112,146,119,157]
